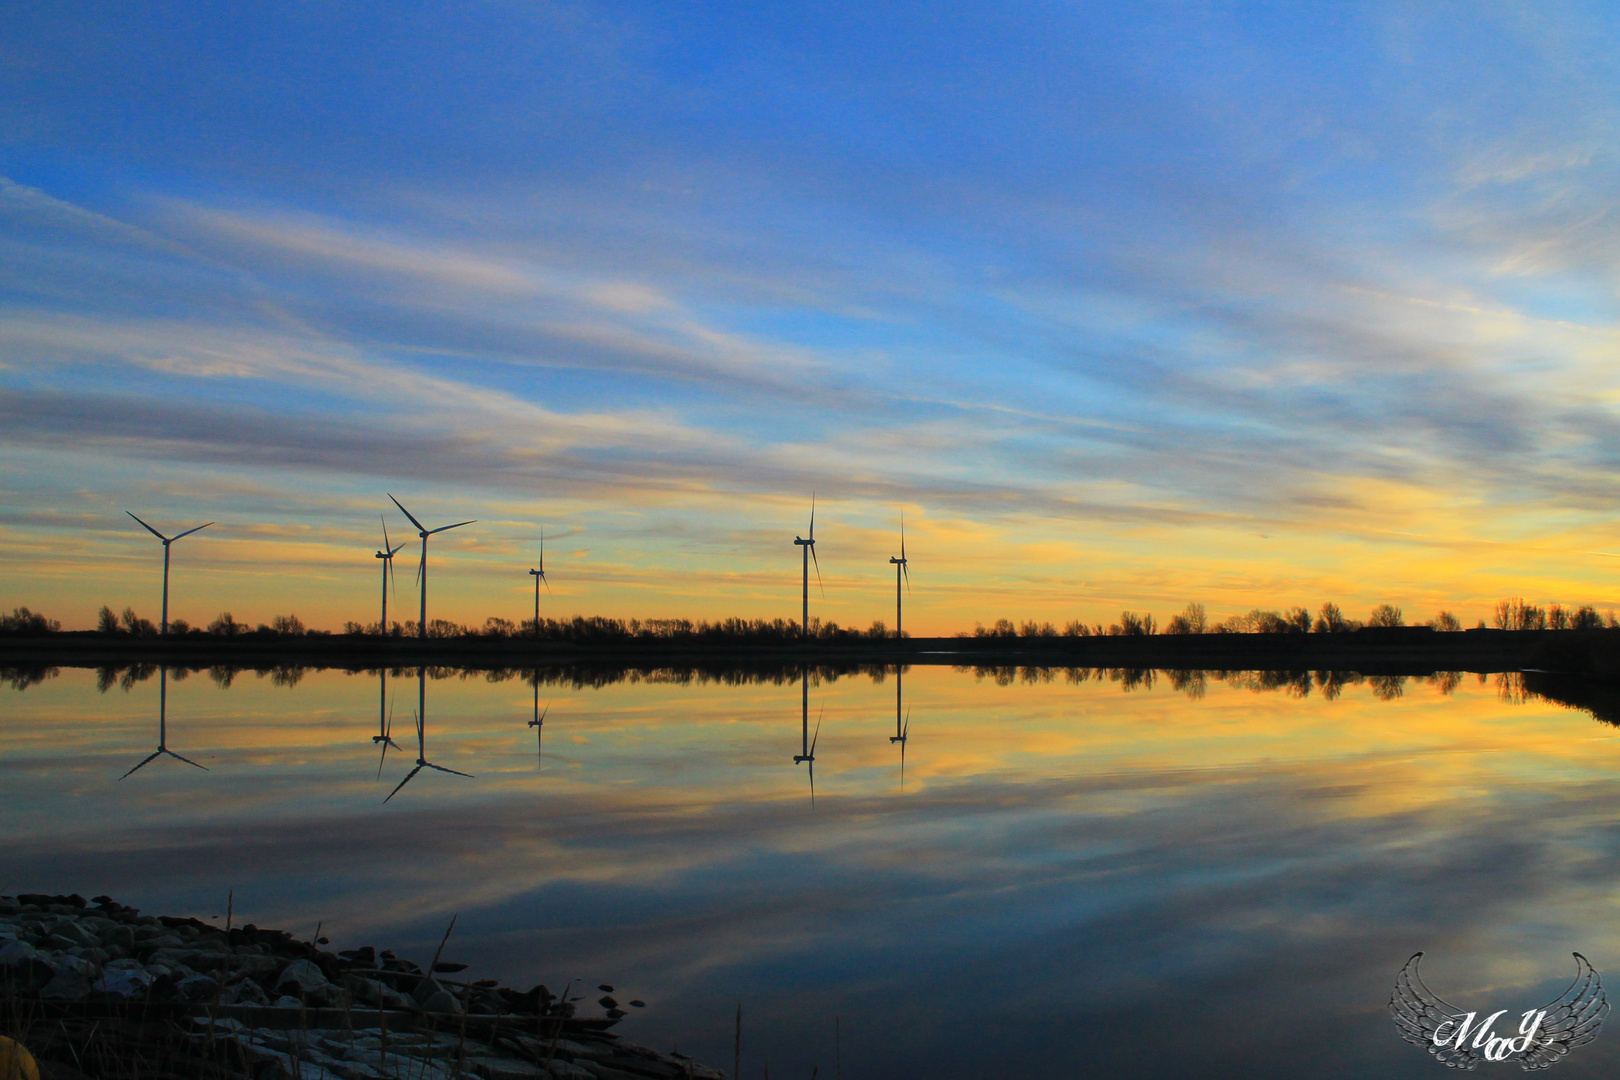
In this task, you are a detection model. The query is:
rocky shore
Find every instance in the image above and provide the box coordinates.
[0,893,723,1080]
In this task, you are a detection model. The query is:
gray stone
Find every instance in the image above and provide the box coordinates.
[344,975,414,1011]
[175,972,221,1001]
[48,919,96,947]
[223,977,272,1006]
[419,989,462,1015]
[92,966,156,998]
[0,938,51,983]
[41,956,96,1001]
[468,1055,548,1080]
[277,959,331,997]
[275,995,306,1008]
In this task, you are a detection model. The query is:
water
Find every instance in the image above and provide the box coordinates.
[4,663,1620,1078]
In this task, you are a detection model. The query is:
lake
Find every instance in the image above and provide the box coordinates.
[4,663,1618,1078]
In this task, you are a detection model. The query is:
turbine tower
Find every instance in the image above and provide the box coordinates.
[373,670,402,778]
[385,667,473,801]
[387,495,475,639]
[125,512,213,635]
[794,665,821,805]
[120,666,208,779]
[889,514,910,638]
[890,664,910,790]
[374,516,406,631]
[528,529,550,635]
[792,496,822,635]
[528,680,550,770]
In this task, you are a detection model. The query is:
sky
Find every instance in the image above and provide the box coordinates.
[4,1,1620,633]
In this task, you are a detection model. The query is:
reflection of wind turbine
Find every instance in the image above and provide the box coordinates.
[528,530,550,635]
[889,514,909,638]
[386,668,473,801]
[373,670,402,778]
[793,666,821,804]
[387,495,475,640]
[125,512,213,635]
[890,666,910,790]
[792,496,823,635]
[528,680,550,770]
[120,667,208,779]
[375,517,406,631]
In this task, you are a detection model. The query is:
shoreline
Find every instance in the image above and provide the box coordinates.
[0,892,723,1080]
[3,626,1620,677]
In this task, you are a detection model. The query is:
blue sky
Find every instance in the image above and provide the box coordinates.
[4,1,1620,631]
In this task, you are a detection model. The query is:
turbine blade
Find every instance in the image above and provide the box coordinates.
[810,706,822,755]
[119,750,164,780]
[389,543,406,556]
[388,494,427,533]
[385,765,423,802]
[427,519,476,534]
[164,748,209,770]
[808,493,815,540]
[810,544,823,597]
[382,515,391,551]
[171,522,214,541]
[903,562,910,592]
[126,511,169,541]
[542,570,552,595]
[900,513,905,560]
[423,762,473,778]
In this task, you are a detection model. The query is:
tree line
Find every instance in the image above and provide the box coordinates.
[1,599,1615,640]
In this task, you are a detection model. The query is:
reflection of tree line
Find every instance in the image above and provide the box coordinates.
[1,664,1615,727]
[953,664,1476,701]
[1,661,903,693]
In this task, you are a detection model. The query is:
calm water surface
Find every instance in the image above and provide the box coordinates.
[5,665,1620,1078]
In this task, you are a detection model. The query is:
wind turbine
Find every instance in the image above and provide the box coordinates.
[387,495,475,639]
[125,512,213,635]
[120,666,208,779]
[889,665,910,791]
[528,680,550,770]
[889,514,910,638]
[793,666,821,805]
[792,496,823,635]
[373,670,402,778]
[374,517,406,632]
[528,530,550,635]
[385,667,473,801]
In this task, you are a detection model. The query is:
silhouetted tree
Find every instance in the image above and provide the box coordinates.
[97,605,120,635]
[1313,602,1350,633]
[1572,606,1605,630]
[1366,604,1404,628]
[1109,611,1156,635]
[120,607,157,636]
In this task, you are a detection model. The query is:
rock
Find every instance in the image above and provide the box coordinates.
[40,957,95,1001]
[275,995,306,1008]
[222,977,272,1006]
[343,975,413,1011]
[543,1064,594,1080]
[277,959,331,998]
[174,972,220,1001]
[91,967,155,998]
[467,1056,548,1080]
[420,989,462,1015]
[0,940,54,991]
